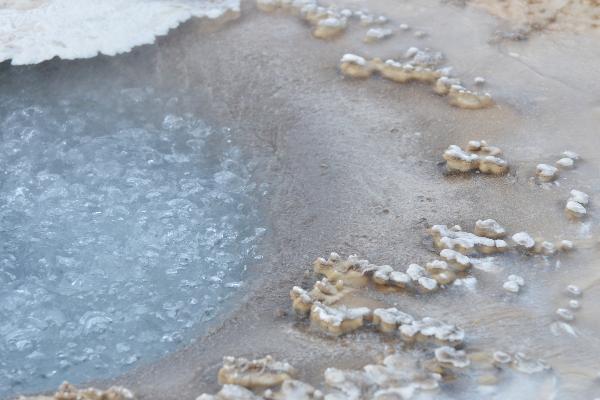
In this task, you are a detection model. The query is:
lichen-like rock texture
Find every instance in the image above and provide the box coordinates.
[17,382,134,400]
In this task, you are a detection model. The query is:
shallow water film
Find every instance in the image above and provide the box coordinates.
[0,65,264,396]
[3,0,600,399]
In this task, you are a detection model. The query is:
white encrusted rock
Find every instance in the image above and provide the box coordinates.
[569,189,589,205]
[310,302,371,336]
[372,307,414,333]
[512,232,535,250]
[434,346,470,368]
[565,200,586,219]
[339,54,372,78]
[218,355,296,388]
[474,219,506,239]
[536,164,558,182]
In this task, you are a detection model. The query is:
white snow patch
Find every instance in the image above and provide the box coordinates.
[0,0,240,65]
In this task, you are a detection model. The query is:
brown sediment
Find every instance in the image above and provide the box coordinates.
[13,0,600,398]
[465,0,600,36]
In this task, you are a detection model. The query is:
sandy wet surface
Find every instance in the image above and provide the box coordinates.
[12,0,600,398]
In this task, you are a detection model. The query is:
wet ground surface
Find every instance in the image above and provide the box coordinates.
[5,0,600,398]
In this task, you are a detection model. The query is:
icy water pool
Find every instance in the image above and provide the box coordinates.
[0,62,265,397]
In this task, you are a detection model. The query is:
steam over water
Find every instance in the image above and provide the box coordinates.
[0,63,264,396]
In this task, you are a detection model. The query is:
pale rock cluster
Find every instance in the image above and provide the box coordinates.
[553,284,583,329]
[198,356,323,400]
[18,382,134,400]
[256,0,348,38]
[399,317,465,346]
[256,0,391,40]
[556,150,581,170]
[290,277,352,315]
[536,150,580,182]
[217,356,297,388]
[429,224,508,255]
[313,252,460,293]
[323,354,441,399]
[199,353,477,399]
[442,140,508,175]
[565,189,589,220]
[339,48,494,109]
[310,303,372,335]
[510,232,570,255]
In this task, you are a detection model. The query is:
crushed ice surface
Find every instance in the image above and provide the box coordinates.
[0,84,264,395]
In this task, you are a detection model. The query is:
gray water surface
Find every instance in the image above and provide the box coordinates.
[0,59,265,397]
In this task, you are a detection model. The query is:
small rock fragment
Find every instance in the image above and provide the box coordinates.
[474,219,506,239]
[502,274,524,293]
[339,54,372,78]
[313,17,347,39]
[434,346,471,368]
[565,200,586,219]
[569,189,589,205]
[512,232,535,251]
[556,157,574,169]
[536,164,559,182]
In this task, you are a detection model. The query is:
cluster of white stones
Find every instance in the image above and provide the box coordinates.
[429,224,508,255]
[323,354,441,399]
[313,251,481,296]
[339,49,494,109]
[511,231,574,255]
[290,277,353,315]
[217,356,297,389]
[200,350,495,399]
[399,317,465,346]
[256,0,392,40]
[442,140,508,174]
[199,356,323,400]
[556,150,581,170]
[557,284,582,321]
[18,382,134,400]
[536,150,580,182]
[565,189,589,220]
